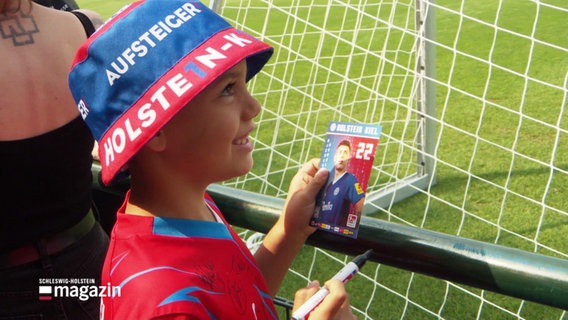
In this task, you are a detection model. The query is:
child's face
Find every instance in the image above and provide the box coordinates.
[161,60,261,184]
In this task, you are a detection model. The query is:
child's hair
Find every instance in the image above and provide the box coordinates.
[68,0,273,185]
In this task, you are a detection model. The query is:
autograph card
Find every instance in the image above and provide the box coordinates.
[311,122,382,239]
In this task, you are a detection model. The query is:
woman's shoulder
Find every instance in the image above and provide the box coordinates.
[33,3,92,41]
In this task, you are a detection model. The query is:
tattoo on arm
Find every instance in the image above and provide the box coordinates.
[0,12,38,46]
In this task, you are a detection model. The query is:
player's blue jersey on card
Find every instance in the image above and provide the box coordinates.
[318,172,365,226]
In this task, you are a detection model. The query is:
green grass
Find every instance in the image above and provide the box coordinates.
[79,0,568,318]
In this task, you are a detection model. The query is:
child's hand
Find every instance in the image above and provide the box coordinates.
[293,280,357,320]
[282,158,329,237]
[254,159,329,295]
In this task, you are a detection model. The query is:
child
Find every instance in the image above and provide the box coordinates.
[69,0,355,319]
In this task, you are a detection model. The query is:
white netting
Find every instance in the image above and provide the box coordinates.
[222,0,568,318]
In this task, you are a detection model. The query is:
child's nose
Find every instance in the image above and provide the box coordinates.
[243,92,261,120]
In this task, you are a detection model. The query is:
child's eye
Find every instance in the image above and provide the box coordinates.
[221,82,236,96]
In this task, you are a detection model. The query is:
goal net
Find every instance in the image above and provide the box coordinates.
[218,0,433,209]
[211,0,568,318]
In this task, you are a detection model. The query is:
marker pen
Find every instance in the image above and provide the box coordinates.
[291,249,373,320]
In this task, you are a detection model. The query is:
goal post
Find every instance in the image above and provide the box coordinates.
[363,0,438,214]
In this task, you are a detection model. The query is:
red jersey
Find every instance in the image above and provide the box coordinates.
[100,192,278,319]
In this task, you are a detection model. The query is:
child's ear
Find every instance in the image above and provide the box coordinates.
[145,130,167,152]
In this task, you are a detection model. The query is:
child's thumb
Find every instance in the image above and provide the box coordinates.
[305,168,329,195]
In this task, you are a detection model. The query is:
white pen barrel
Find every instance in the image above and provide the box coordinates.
[331,262,358,282]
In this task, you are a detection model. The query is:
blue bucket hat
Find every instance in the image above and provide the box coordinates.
[69,0,273,185]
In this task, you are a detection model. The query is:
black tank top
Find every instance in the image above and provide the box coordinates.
[0,117,95,251]
[0,11,97,252]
